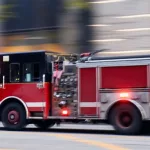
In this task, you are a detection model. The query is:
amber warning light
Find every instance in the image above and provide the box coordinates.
[120,92,129,98]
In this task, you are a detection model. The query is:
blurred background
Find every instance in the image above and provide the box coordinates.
[0,0,150,56]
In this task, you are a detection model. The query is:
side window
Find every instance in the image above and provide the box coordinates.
[23,63,32,82]
[10,63,20,82]
[23,63,40,82]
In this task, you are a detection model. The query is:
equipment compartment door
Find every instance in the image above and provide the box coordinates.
[78,67,99,117]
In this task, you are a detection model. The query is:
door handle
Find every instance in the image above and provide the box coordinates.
[36,82,43,89]
[0,84,3,88]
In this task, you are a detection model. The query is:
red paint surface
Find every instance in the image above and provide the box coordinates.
[79,68,97,116]
[28,107,43,112]
[44,83,51,119]
[80,108,97,116]
[80,68,96,102]
[0,82,52,118]
[101,65,147,89]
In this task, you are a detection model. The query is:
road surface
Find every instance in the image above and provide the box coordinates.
[0,123,150,150]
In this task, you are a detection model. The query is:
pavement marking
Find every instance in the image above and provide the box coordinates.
[49,134,130,150]
[1,130,149,140]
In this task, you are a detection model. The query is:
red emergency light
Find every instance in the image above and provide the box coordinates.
[120,92,129,98]
[61,109,69,116]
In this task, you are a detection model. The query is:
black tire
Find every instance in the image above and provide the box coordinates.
[34,120,55,129]
[1,103,26,130]
[110,104,142,135]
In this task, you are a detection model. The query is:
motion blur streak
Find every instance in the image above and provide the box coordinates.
[115,14,150,19]
[89,0,126,4]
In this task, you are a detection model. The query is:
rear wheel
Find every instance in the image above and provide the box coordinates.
[110,104,142,135]
[34,120,55,129]
[1,103,26,130]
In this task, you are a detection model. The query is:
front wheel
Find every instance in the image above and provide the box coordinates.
[110,104,142,135]
[1,103,26,130]
[34,120,55,129]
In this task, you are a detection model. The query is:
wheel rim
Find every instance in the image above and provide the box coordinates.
[116,111,133,128]
[8,110,20,125]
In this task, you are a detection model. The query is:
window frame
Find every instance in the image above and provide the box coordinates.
[10,63,20,83]
[32,62,40,81]
[23,62,40,82]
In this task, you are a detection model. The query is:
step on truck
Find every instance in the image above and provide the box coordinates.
[0,50,150,135]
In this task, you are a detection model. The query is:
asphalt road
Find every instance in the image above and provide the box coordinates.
[0,123,150,150]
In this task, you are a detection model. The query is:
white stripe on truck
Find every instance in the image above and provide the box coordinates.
[26,102,46,107]
[80,102,100,107]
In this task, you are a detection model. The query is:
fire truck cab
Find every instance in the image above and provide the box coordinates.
[0,51,54,129]
[0,50,150,135]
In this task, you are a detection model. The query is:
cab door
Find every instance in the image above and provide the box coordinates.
[21,62,45,111]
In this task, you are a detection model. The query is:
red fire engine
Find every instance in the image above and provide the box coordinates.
[0,50,150,135]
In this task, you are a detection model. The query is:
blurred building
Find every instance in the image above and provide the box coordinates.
[0,0,64,53]
[0,0,93,54]
[59,0,93,53]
